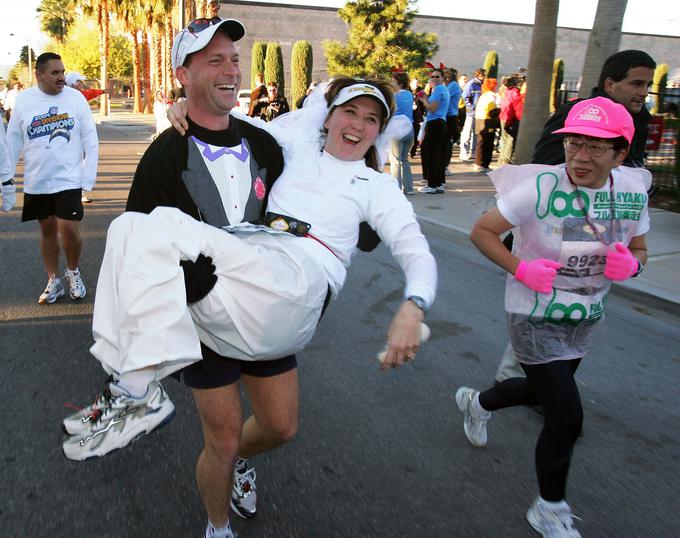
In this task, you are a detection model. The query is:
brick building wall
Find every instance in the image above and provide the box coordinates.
[219,0,679,94]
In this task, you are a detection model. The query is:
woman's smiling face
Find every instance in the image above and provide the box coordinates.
[323,96,383,162]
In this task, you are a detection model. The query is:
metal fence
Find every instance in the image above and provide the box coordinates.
[552,83,679,188]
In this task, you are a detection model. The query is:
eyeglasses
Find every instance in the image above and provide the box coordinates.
[429,75,441,79]
[563,138,614,158]
[187,17,222,35]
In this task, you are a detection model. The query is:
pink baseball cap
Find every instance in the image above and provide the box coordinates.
[552,96,634,144]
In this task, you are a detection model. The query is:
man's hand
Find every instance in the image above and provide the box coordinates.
[180,254,217,304]
[380,300,425,371]
[1,182,16,212]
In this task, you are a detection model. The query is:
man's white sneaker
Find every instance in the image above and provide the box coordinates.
[62,380,175,461]
[455,386,491,447]
[64,268,86,300]
[527,497,581,537]
[63,376,115,435]
[38,275,65,304]
[231,465,257,518]
[419,186,439,194]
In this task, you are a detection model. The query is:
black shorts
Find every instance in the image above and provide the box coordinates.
[177,343,297,389]
[22,188,84,222]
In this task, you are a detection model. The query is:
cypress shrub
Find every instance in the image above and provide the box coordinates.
[251,42,267,89]
[550,58,564,113]
[291,41,313,109]
[652,63,669,114]
[484,50,498,80]
[264,42,285,95]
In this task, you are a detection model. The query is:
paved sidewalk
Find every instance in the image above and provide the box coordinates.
[99,110,680,307]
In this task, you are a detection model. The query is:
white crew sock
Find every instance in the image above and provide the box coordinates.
[115,369,156,399]
[206,521,233,538]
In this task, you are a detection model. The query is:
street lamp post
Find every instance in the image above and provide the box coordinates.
[9,33,32,86]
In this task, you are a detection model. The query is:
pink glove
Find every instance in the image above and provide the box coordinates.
[514,258,562,294]
[604,242,639,281]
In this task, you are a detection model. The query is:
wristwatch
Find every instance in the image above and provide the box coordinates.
[405,295,429,313]
[1,179,14,186]
[632,260,644,278]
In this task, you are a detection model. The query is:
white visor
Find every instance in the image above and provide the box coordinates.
[330,83,390,118]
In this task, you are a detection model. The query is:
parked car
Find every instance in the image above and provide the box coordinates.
[237,89,251,114]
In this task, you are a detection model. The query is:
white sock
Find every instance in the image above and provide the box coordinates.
[115,370,156,399]
[206,521,233,538]
[472,393,491,417]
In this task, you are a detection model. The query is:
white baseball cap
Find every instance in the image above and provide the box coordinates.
[330,83,391,118]
[171,17,246,72]
[65,72,85,87]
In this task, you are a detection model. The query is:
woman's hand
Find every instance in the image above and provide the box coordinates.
[167,99,189,135]
[380,300,425,371]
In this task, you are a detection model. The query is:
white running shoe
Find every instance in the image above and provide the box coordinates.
[419,186,439,194]
[455,386,491,447]
[64,268,86,300]
[62,381,175,461]
[62,376,115,435]
[231,465,257,519]
[205,521,234,538]
[527,497,581,537]
[38,275,65,304]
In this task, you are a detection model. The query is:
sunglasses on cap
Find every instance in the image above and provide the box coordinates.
[187,17,222,34]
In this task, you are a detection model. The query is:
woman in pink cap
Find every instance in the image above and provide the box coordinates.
[455,97,650,537]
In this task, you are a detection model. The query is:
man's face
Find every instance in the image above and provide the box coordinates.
[604,66,654,114]
[37,59,65,95]
[564,135,628,188]
[177,31,241,115]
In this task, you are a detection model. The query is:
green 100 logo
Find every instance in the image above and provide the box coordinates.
[535,172,590,219]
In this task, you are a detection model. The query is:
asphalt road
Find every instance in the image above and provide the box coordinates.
[1,122,678,538]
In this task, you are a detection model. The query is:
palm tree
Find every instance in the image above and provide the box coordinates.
[113,0,144,113]
[513,0,559,164]
[77,0,111,116]
[578,0,628,97]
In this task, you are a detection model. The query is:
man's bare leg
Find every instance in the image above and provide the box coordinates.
[58,218,82,270]
[239,368,299,458]
[38,216,60,276]
[193,383,243,528]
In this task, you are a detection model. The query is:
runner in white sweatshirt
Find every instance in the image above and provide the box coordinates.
[6,52,98,304]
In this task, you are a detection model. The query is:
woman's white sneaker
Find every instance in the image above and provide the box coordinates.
[527,496,581,537]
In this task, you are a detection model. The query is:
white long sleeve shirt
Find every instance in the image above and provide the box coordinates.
[7,86,98,194]
[0,121,12,182]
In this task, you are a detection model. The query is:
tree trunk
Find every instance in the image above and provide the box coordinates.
[578,0,628,97]
[165,17,174,95]
[131,31,143,113]
[99,0,110,117]
[142,33,153,114]
[152,28,162,92]
[513,0,559,164]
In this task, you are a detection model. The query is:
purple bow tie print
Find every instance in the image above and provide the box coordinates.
[191,136,250,162]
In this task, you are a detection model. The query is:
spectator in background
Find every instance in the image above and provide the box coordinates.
[65,72,105,102]
[409,78,426,158]
[255,81,290,122]
[208,0,220,17]
[389,72,414,194]
[4,82,22,122]
[418,68,450,194]
[459,68,486,162]
[295,80,319,109]
[248,72,267,116]
[474,78,499,173]
[499,74,524,164]
[444,68,462,172]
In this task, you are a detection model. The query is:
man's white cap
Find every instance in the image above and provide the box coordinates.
[65,72,85,87]
[171,18,246,72]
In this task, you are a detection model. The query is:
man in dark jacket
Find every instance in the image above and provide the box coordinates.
[532,50,656,167]
[495,49,656,384]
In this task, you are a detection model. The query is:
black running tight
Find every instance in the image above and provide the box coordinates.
[478,358,583,501]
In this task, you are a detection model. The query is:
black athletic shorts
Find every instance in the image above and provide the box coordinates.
[177,343,297,389]
[22,188,84,222]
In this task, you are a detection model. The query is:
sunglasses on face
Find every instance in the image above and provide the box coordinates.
[430,75,441,79]
[563,137,615,158]
[187,17,222,35]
